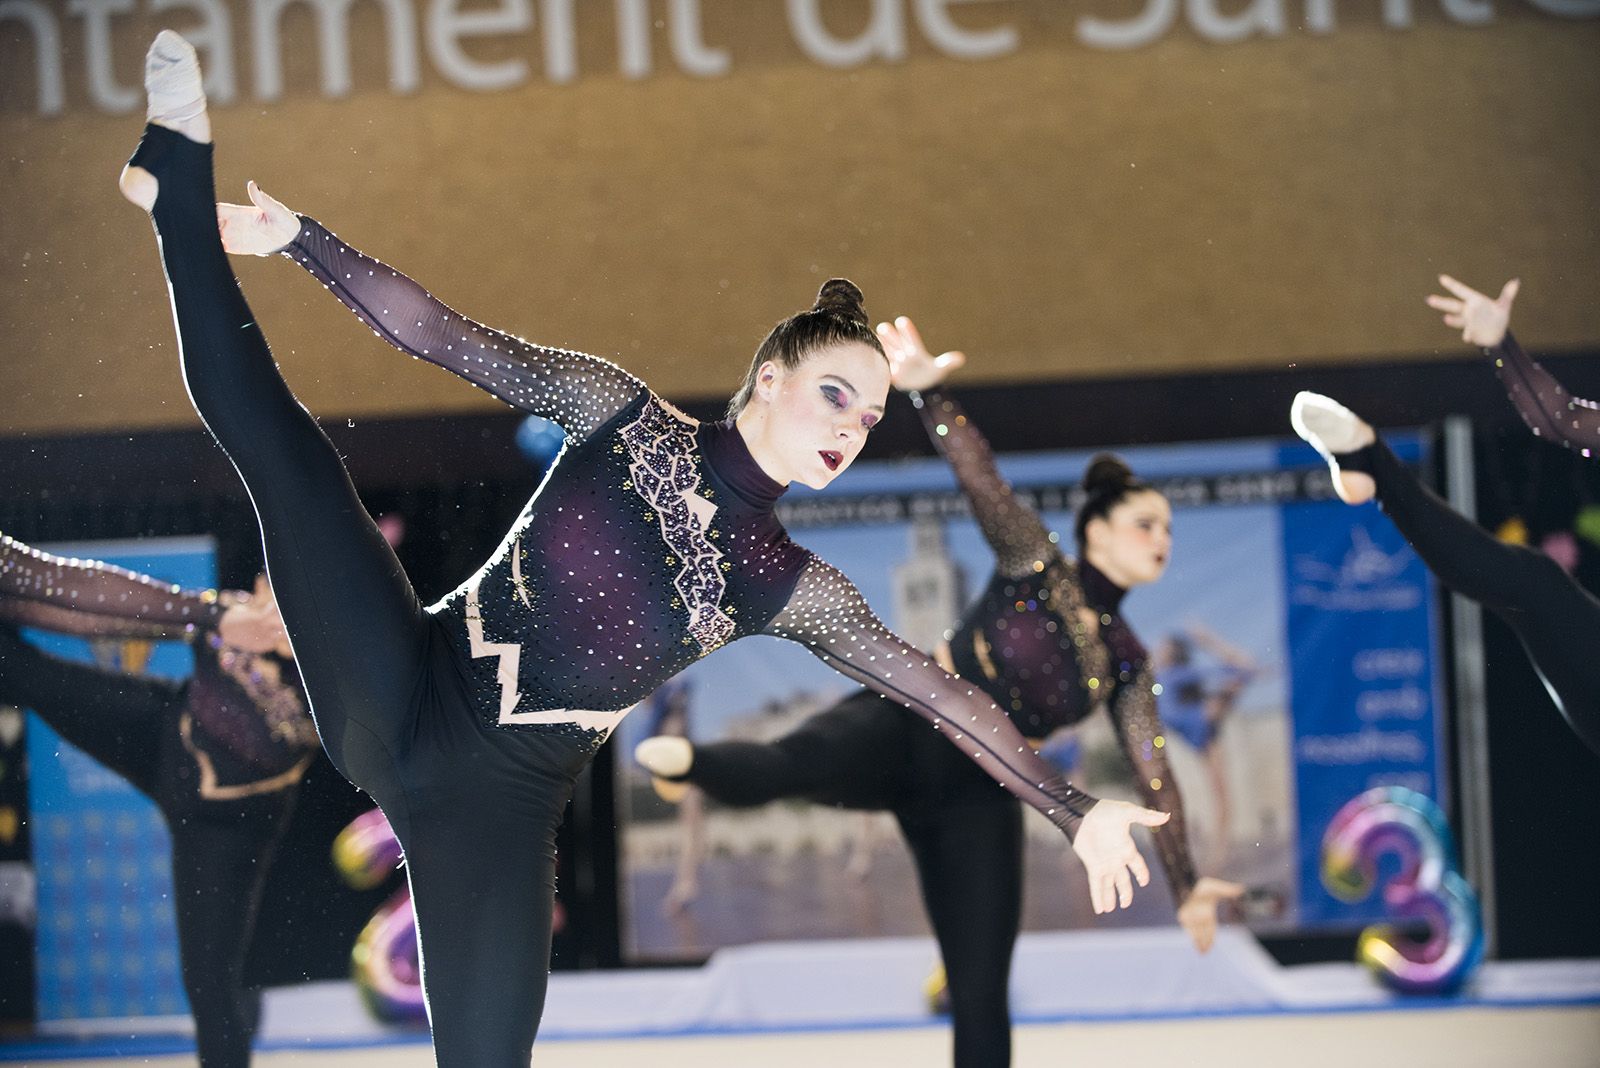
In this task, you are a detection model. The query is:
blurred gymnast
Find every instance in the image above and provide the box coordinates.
[0,533,393,1067]
[1292,275,1600,757]
[637,319,1243,1068]
[118,31,1168,1064]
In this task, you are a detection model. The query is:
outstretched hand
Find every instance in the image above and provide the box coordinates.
[218,575,291,658]
[1071,799,1170,914]
[875,316,967,392]
[1176,876,1245,953]
[1426,275,1518,348]
[217,180,300,257]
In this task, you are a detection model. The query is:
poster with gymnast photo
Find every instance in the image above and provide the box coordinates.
[616,434,1446,962]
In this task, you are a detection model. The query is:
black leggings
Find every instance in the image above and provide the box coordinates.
[688,689,1024,1068]
[133,125,581,1065]
[0,627,285,1068]
[1358,439,1600,756]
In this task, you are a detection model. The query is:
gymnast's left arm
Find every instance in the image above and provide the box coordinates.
[1109,670,1242,952]
[765,555,1172,916]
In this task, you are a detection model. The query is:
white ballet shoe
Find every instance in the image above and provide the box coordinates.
[121,31,210,210]
[1290,392,1377,505]
[635,736,693,803]
[636,735,693,778]
[145,30,207,125]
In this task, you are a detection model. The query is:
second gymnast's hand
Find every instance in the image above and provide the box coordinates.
[217,180,300,257]
[1071,800,1170,914]
[1177,877,1246,954]
[218,575,291,658]
[1425,275,1518,348]
[876,316,967,392]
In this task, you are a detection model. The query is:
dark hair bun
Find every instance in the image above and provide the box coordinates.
[813,278,869,326]
[1082,453,1134,496]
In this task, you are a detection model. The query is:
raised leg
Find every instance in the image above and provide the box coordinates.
[121,35,429,809]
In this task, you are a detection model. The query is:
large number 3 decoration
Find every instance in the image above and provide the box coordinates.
[333,808,427,1024]
[1320,785,1486,995]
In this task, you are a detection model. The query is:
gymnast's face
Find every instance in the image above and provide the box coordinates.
[1085,490,1172,589]
[750,342,889,489]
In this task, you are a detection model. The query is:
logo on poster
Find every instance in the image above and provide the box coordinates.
[1291,526,1420,613]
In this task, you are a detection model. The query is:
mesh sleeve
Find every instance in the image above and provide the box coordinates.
[1108,667,1198,905]
[1492,331,1600,456]
[911,389,1055,577]
[0,533,223,641]
[285,216,647,442]
[764,556,1098,839]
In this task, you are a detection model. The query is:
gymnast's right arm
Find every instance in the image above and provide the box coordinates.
[0,532,224,641]
[280,215,647,443]
[215,183,646,442]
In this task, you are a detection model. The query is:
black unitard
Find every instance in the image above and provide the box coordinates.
[682,390,1198,1068]
[128,124,1103,1065]
[0,534,319,1067]
[1492,332,1600,457]
[1335,439,1600,757]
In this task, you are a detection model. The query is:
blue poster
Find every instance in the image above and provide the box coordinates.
[1276,438,1446,926]
[25,537,216,1021]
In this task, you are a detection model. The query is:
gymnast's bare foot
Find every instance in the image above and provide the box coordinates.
[119,31,211,211]
[1291,392,1377,505]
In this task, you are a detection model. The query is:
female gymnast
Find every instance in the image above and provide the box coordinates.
[118,32,1168,1064]
[1292,275,1600,757]
[0,533,372,1067]
[636,318,1243,1068]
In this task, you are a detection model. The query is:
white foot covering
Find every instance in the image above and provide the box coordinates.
[145,30,206,124]
[1291,392,1376,505]
[1291,392,1373,457]
[635,736,693,779]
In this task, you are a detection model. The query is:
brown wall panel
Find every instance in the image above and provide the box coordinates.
[1,3,1596,436]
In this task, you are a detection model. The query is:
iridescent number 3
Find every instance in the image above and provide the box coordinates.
[1320,785,1485,994]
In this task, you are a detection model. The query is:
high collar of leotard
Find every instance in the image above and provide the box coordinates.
[700,418,788,510]
[1077,558,1128,617]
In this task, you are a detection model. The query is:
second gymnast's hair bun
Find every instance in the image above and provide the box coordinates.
[813,278,869,326]
[1082,453,1135,496]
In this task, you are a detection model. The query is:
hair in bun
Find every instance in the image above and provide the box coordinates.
[727,277,885,418]
[1074,452,1157,547]
[812,278,869,326]
[1081,453,1135,497]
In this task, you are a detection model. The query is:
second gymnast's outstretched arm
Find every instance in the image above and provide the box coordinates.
[217,183,646,444]
[0,532,224,641]
[876,318,1053,577]
[1427,275,1600,454]
[766,555,1170,915]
